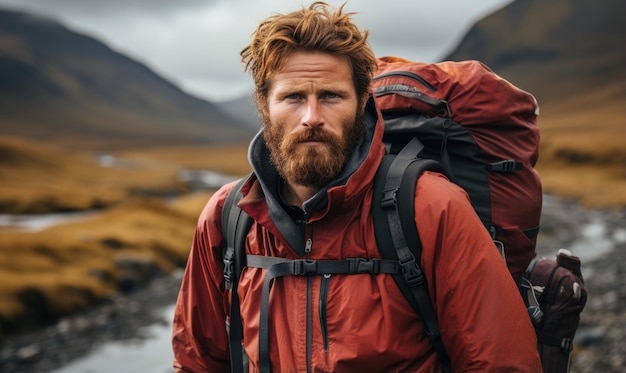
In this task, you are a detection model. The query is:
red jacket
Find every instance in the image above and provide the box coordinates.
[172,101,542,372]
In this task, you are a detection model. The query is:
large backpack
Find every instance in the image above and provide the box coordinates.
[220,58,585,373]
[371,57,585,372]
[373,56,542,283]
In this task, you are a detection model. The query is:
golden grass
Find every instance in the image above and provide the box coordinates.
[0,136,248,337]
[0,136,249,214]
[537,162,625,207]
[0,136,122,213]
[116,143,252,176]
[539,86,625,162]
[535,90,626,207]
[0,195,214,336]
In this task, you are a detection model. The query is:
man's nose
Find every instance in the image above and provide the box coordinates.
[302,100,324,128]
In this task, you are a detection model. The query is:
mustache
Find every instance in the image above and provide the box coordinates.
[289,127,337,143]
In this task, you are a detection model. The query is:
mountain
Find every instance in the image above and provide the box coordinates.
[218,95,261,132]
[0,9,256,148]
[443,0,625,108]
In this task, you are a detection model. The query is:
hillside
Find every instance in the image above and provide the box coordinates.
[443,0,626,102]
[443,0,625,206]
[0,9,256,148]
[218,95,261,132]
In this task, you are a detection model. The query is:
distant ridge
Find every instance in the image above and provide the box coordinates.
[442,0,626,106]
[0,8,256,148]
[218,95,261,132]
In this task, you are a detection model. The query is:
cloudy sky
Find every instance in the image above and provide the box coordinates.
[0,0,513,102]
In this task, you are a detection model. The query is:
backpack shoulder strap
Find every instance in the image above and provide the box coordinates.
[372,137,452,373]
[221,175,253,373]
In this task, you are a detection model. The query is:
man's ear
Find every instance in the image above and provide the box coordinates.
[359,92,370,111]
[256,93,269,121]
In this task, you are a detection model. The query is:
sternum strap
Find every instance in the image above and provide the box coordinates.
[249,255,401,372]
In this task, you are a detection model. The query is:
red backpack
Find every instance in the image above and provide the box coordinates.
[371,57,585,372]
[373,56,542,283]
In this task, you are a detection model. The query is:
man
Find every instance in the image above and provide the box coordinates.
[172,2,542,372]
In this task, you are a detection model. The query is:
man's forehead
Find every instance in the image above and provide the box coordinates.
[268,51,354,90]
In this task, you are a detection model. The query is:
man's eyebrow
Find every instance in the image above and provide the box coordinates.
[322,87,351,96]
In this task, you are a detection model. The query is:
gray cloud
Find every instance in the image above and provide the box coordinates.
[0,0,513,101]
[0,0,215,17]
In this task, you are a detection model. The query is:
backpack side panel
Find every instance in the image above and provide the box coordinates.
[382,114,492,231]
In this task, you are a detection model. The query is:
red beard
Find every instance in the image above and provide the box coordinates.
[262,111,365,188]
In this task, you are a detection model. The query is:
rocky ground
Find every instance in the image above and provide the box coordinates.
[0,196,624,373]
[0,271,184,373]
[537,196,626,373]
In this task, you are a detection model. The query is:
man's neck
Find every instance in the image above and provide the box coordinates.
[281,180,319,209]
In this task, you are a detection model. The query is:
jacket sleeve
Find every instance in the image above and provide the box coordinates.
[415,172,542,372]
[172,182,238,372]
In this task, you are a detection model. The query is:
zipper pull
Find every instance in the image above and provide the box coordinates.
[305,223,314,259]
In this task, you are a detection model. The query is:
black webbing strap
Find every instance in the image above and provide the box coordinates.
[537,332,574,353]
[372,137,453,373]
[487,160,523,173]
[222,177,252,373]
[251,255,401,373]
[522,225,541,239]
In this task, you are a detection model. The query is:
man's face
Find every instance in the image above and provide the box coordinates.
[260,51,366,188]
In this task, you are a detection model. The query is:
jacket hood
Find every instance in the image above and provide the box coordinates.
[244,98,385,255]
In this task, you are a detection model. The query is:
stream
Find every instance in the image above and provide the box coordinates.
[0,169,236,233]
[49,305,176,373]
[0,211,99,232]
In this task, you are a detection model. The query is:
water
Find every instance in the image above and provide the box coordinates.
[177,169,239,190]
[0,211,98,232]
[50,305,176,373]
[0,169,236,233]
[560,212,626,264]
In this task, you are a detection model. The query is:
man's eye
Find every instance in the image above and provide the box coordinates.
[324,92,339,99]
[286,94,301,100]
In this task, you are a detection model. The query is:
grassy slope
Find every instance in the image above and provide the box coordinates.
[535,88,625,207]
[0,136,250,337]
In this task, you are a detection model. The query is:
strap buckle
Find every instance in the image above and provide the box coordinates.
[292,259,318,275]
[223,247,234,290]
[381,188,399,209]
[488,160,522,173]
[349,258,381,274]
[398,253,424,287]
[561,338,573,353]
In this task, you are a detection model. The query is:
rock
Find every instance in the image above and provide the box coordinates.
[575,326,606,347]
[16,344,40,361]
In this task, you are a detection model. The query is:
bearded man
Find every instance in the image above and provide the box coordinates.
[172,3,541,372]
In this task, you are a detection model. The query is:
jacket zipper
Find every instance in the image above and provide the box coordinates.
[305,228,313,373]
[319,273,331,351]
